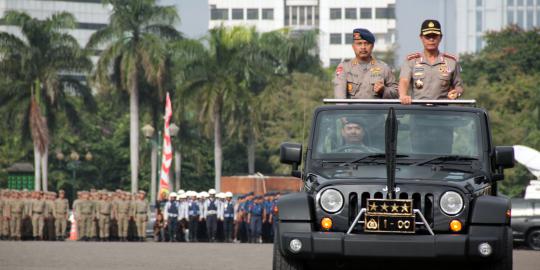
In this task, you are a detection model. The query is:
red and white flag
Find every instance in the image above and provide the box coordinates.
[159,92,173,198]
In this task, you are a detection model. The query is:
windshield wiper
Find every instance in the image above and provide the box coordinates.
[412,155,479,166]
[349,154,409,164]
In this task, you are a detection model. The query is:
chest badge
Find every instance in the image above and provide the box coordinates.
[414,79,424,89]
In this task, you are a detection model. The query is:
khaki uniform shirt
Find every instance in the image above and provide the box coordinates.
[132,200,149,217]
[97,200,112,215]
[31,199,46,215]
[10,199,25,215]
[54,198,69,218]
[77,200,94,216]
[399,52,463,100]
[45,200,55,216]
[334,58,398,99]
[116,201,131,216]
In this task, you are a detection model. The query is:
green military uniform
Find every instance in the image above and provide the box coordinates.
[116,197,131,241]
[334,58,398,99]
[97,197,112,241]
[54,196,69,240]
[31,197,46,239]
[75,197,94,240]
[132,194,149,241]
[10,194,25,239]
[399,52,463,100]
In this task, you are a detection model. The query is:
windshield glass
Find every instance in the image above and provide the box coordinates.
[312,109,482,159]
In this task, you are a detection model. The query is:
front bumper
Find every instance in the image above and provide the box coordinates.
[279,225,509,261]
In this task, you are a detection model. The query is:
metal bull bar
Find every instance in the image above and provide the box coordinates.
[323,99,476,105]
[346,208,435,236]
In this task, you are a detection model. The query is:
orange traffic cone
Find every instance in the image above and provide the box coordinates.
[69,213,78,241]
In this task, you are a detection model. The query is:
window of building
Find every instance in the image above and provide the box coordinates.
[517,0,524,6]
[527,0,533,5]
[300,6,306,25]
[517,9,525,27]
[476,11,482,32]
[507,10,515,24]
[232,9,244,20]
[315,8,320,25]
[247,9,258,20]
[330,8,342,19]
[345,33,353,44]
[527,10,534,28]
[330,33,342,44]
[330,58,342,67]
[476,0,483,7]
[375,7,395,19]
[285,7,290,25]
[262,9,274,20]
[211,8,228,20]
[307,7,313,25]
[537,9,540,27]
[345,8,357,19]
[507,0,514,6]
[360,8,372,19]
[292,6,298,25]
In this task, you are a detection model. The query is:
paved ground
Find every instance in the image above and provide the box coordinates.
[0,241,537,270]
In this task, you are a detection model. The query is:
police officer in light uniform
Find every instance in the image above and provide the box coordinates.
[97,192,112,241]
[398,19,464,104]
[334,28,398,100]
[115,192,131,241]
[177,192,189,242]
[54,190,69,240]
[132,191,149,241]
[222,192,235,243]
[164,192,179,242]
[30,191,46,240]
[203,189,220,242]
[10,191,25,240]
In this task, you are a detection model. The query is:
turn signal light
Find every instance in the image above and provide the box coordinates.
[321,217,333,230]
[450,219,463,232]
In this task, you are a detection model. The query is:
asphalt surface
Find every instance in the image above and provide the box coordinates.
[0,241,537,270]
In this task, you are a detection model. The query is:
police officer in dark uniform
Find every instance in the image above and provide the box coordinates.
[222,192,235,243]
[187,191,200,242]
[334,28,398,99]
[204,189,219,242]
[248,195,264,243]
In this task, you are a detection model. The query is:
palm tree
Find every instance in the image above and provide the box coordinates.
[87,0,180,193]
[0,11,93,191]
[170,26,254,191]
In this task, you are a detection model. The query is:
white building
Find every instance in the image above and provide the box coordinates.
[0,0,111,49]
[208,0,396,67]
[396,0,540,65]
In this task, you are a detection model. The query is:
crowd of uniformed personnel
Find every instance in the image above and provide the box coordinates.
[157,189,280,244]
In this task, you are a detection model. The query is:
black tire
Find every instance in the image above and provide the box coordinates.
[526,228,540,250]
[272,235,304,270]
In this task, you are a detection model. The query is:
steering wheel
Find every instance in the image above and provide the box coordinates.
[335,144,372,153]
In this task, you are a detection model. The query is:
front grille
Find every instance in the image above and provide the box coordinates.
[348,191,435,233]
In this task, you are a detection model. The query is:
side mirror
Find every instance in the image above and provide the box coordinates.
[280,142,302,178]
[495,146,515,169]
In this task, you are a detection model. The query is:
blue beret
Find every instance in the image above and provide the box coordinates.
[353,28,375,44]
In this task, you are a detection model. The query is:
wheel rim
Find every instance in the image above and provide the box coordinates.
[530,231,540,249]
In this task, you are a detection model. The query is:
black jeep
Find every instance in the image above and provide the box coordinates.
[274,100,515,270]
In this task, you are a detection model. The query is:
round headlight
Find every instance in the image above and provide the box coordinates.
[319,189,344,213]
[440,191,464,216]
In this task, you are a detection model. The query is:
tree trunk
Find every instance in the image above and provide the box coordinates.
[248,130,255,175]
[175,151,181,190]
[34,144,41,191]
[214,97,223,192]
[150,143,157,205]
[41,148,48,191]
[130,70,140,193]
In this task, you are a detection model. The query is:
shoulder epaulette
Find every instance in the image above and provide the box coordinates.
[443,53,458,61]
[406,52,421,60]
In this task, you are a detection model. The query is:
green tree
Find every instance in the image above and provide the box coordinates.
[0,11,93,191]
[87,0,180,193]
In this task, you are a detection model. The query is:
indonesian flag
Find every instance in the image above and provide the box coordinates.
[159,92,173,198]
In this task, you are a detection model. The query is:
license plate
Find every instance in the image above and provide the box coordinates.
[364,199,415,234]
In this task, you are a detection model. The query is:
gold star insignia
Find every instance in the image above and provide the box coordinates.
[369,202,378,211]
[391,203,399,212]
[381,203,389,212]
[401,203,409,213]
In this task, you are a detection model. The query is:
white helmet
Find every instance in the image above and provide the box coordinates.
[178,193,187,199]
[177,189,185,195]
[208,189,216,195]
[201,191,209,198]
[196,192,202,199]
[225,191,233,198]
[187,191,196,197]
[216,192,225,199]
[169,192,177,198]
